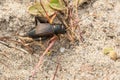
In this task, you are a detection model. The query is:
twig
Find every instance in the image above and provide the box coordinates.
[18,37,33,53]
[0,40,29,54]
[56,13,69,28]
[62,0,68,7]
[29,36,57,80]
[0,36,11,42]
[0,40,11,48]
[52,56,61,80]
[52,63,60,80]
[40,0,50,21]
[0,51,10,59]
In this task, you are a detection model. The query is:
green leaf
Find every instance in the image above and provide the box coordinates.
[103,47,114,55]
[50,0,59,3]
[103,47,118,61]
[49,0,65,10]
[28,2,42,16]
[28,1,55,17]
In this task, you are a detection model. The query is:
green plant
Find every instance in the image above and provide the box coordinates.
[28,0,85,42]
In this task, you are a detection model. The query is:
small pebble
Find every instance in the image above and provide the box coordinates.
[60,47,65,53]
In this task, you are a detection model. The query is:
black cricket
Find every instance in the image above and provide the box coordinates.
[26,16,66,39]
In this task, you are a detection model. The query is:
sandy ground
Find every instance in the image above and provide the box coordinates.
[0,0,120,80]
